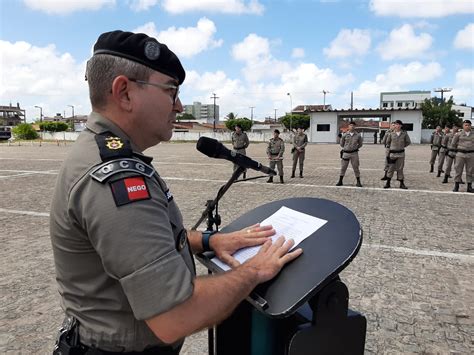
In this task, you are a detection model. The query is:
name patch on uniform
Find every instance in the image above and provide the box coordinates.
[110,176,151,206]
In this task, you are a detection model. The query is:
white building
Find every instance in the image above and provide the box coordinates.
[380,91,431,109]
[452,104,473,120]
[183,101,220,123]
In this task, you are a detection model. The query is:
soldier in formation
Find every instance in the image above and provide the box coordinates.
[442,125,459,184]
[231,123,250,178]
[429,125,443,173]
[291,127,308,178]
[436,125,450,177]
[267,129,285,183]
[383,120,411,189]
[381,122,396,181]
[452,119,473,193]
[336,121,363,187]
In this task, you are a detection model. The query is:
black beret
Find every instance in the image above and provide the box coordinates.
[274,129,280,134]
[93,30,185,84]
[394,120,403,125]
[348,121,356,126]
[463,119,472,125]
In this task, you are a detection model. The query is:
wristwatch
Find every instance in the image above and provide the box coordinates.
[202,230,217,252]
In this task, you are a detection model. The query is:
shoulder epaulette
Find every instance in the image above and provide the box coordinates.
[90,158,155,183]
[95,132,133,161]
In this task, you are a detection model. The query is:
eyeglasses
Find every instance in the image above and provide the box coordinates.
[129,78,180,104]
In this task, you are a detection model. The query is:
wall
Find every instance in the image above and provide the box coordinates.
[391,110,423,144]
[309,112,338,143]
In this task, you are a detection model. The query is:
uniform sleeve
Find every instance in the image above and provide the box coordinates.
[244,133,249,148]
[386,133,392,148]
[358,134,363,148]
[279,141,285,157]
[301,135,308,149]
[381,133,387,145]
[451,134,459,149]
[340,134,345,148]
[430,133,434,144]
[69,174,194,320]
[405,133,411,147]
[266,141,271,155]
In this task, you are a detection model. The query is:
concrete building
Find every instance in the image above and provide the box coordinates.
[183,101,220,124]
[0,103,26,126]
[380,91,431,109]
[452,104,473,120]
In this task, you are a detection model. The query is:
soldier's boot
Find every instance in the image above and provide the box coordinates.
[442,175,448,184]
[399,180,408,189]
[267,176,273,183]
[436,171,441,177]
[430,164,434,173]
[356,177,362,187]
[467,183,473,193]
[384,178,391,189]
[242,172,246,179]
[291,170,295,178]
[300,170,303,178]
[280,176,284,184]
[452,182,459,192]
[336,176,343,186]
[380,171,388,180]
[460,180,465,184]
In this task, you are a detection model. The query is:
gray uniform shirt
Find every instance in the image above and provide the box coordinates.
[431,131,443,150]
[50,112,195,352]
[292,133,308,149]
[267,137,285,157]
[231,131,249,150]
[452,130,474,155]
[340,131,363,158]
[386,131,411,158]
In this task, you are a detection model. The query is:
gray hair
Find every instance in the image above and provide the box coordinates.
[86,54,154,109]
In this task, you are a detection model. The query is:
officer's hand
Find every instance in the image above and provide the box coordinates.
[242,236,303,284]
[210,224,275,268]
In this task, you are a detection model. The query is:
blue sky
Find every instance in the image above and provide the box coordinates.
[1,0,473,121]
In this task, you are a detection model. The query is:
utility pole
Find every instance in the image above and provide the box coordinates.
[249,106,255,123]
[68,105,75,131]
[34,105,43,122]
[322,90,330,110]
[274,108,277,123]
[287,93,293,131]
[210,93,219,132]
[434,88,452,101]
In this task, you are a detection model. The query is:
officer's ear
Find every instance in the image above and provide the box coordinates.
[110,75,133,112]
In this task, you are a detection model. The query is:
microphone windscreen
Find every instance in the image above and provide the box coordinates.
[196,137,221,158]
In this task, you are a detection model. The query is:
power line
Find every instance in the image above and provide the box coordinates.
[210,93,219,132]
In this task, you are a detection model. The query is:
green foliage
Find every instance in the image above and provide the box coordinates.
[421,97,462,129]
[226,112,238,120]
[225,118,253,131]
[280,114,310,130]
[39,121,69,132]
[12,123,39,140]
[176,113,196,121]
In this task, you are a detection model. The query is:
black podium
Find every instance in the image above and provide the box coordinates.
[196,197,366,355]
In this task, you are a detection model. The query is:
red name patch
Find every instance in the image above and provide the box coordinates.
[124,177,150,200]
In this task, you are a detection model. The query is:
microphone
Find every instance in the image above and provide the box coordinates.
[196,137,277,176]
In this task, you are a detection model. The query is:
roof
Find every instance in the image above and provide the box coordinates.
[292,105,332,113]
[310,107,422,113]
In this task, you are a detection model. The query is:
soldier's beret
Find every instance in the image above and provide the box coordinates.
[394,120,403,125]
[93,30,185,84]
[349,121,356,126]
[274,129,280,134]
[463,119,472,125]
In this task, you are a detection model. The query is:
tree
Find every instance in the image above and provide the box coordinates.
[226,112,238,120]
[176,113,196,121]
[224,117,252,131]
[39,121,69,132]
[280,114,310,130]
[12,123,39,140]
[421,96,462,129]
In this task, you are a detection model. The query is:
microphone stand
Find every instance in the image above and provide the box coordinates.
[192,166,271,355]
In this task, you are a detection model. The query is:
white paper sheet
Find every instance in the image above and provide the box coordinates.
[211,206,328,271]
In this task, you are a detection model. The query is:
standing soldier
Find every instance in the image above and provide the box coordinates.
[291,127,308,178]
[442,125,459,184]
[436,125,450,177]
[231,123,249,179]
[267,129,285,183]
[336,121,363,187]
[451,120,473,193]
[384,120,411,189]
[381,122,395,181]
[429,125,443,173]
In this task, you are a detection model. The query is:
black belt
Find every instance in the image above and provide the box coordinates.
[80,344,179,355]
[441,145,448,149]
[233,146,245,150]
[389,149,405,153]
[457,149,474,153]
[343,148,359,154]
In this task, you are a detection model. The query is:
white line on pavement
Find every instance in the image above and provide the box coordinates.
[365,243,474,263]
[0,208,49,217]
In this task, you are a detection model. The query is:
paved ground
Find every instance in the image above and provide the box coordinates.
[0,140,473,354]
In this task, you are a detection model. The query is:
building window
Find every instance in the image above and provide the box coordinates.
[382,102,388,108]
[458,112,464,117]
[316,124,330,131]
[403,123,414,131]
[397,102,403,107]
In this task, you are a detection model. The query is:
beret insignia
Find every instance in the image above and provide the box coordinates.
[144,41,160,60]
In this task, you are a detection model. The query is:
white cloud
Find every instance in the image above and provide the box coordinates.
[354,61,443,101]
[291,48,305,59]
[162,0,264,14]
[0,40,90,120]
[451,68,474,104]
[231,34,291,82]
[454,23,474,50]
[23,0,115,15]
[370,0,474,18]
[323,29,371,58]
[129,0,159,12]
[133,18,223,58]
[377,24,433,60]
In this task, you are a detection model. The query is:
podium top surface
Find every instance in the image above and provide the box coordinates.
[197,197,362,318]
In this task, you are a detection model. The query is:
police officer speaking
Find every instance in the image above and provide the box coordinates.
[50,30,302,354]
